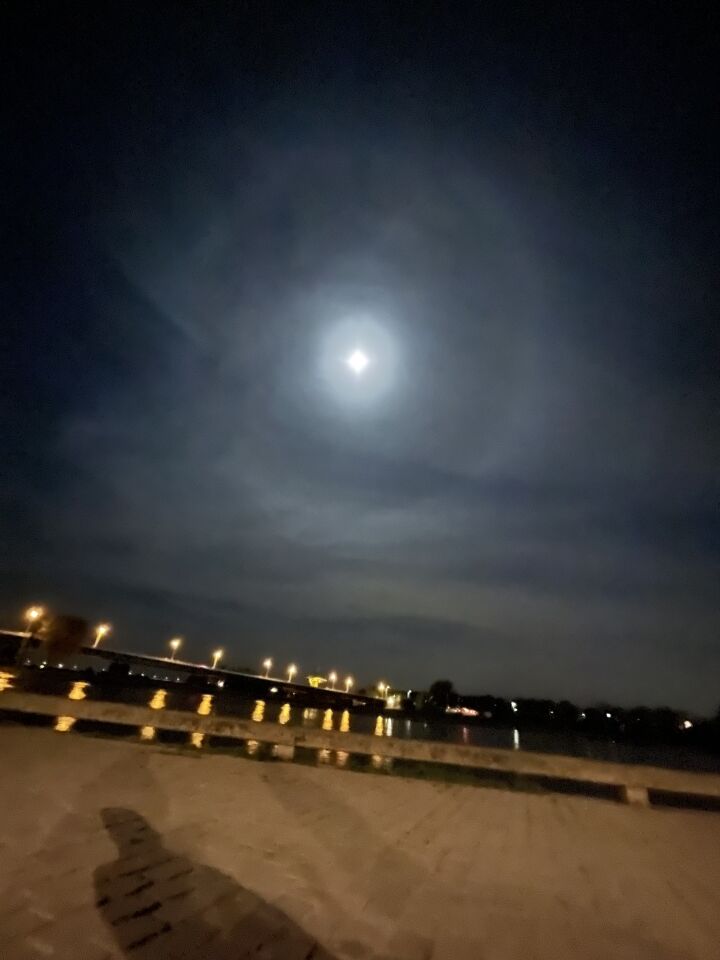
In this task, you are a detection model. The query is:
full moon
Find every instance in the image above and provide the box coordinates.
[345,348,370,375]
[317,315,397,411]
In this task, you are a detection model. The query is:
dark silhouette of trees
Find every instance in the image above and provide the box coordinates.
[427,680,456,710]
[39,615,90,657]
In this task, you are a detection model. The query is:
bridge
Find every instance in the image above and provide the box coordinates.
[28,639,386,710]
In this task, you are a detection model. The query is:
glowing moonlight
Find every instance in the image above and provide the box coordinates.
[346,348,370,375]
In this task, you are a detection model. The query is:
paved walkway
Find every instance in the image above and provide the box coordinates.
[0,726,719,959]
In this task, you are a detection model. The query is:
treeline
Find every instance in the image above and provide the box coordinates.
[408,680,720,752]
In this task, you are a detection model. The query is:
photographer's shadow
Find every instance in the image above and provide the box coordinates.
[95,807,338,959]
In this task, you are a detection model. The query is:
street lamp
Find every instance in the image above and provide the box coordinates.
[93,623,111,648]
[378,681,387,698]
[211,648,223,670]
[345,676,353,693]
[328,671,337,690]
[263,658,272,678]
[169,637,182,661]
[24,606,44,635]
[287,663,297,683]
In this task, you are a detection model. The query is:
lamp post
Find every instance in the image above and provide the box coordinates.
[24,605,44,636]
[287,663,297,683]
[211,648,223,670]
[93,623,111,648]
[263,658,272,678]
[328,671,337,690]
[169,637,182,661]
[378,681,387,699]
[345,676,353,694]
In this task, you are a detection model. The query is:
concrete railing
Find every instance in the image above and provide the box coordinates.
[2,689,720,807]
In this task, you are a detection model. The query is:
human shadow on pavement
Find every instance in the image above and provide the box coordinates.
[95,807,338,959]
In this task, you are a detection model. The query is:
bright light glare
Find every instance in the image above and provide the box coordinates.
[318,316,398,411]
[346,349,369,375]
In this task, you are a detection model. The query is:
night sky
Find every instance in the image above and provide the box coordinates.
[2,4,718,712]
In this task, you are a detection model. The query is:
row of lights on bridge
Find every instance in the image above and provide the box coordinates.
[23,605,387,698]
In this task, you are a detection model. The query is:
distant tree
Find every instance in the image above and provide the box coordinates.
[38,615,90,658]
[427,680,456,711]
[555,700,579,724]
[106,661,131,681]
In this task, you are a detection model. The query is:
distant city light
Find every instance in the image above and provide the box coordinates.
[263,658,272,677]
[287,664,297,683]
[606,712,612,719]
[682,719,693,730]
[328,671,337,690]
[169,637,182,660]
[345,676,353,693]
[511,700,518,713]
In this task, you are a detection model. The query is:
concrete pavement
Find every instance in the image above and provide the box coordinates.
[0,725,719,959]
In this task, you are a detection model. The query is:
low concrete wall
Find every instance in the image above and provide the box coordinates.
[2,689,720,806]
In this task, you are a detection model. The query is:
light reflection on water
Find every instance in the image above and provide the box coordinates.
[318,747,332,764]
[8,670,714,774]
[371,754,392,772]
[68,681,88,701]
[190,731,204,748]
[140,725,155,741]
[149,689,167,710]
[197,694,213,716]
[336,750,349,768]
[246,739,260,756]
[55,716,76,733]
[322,709,333,731]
